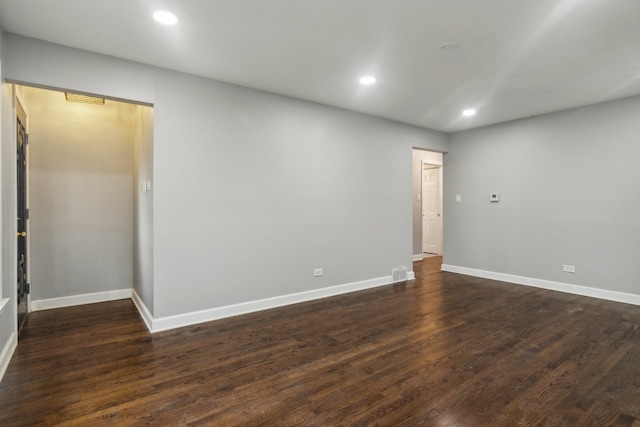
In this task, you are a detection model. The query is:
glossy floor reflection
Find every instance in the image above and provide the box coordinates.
[1,257,639,425]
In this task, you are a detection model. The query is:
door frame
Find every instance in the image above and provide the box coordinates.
[421,161,443,256]
[16,95,31,331]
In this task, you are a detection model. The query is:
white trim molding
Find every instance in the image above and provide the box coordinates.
[144,274,413,333]
[30,289,133,312]
[0,298,9,317]
[412,254,424,261]
[0,331,17,382]
[441,264,640,307]
[131,289,153,332]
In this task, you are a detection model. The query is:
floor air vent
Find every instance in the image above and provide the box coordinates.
[392,266,408,282]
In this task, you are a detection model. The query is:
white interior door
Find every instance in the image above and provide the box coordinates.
[422,165,442,254]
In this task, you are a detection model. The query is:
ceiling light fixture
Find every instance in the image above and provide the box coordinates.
[462,109,476,117]
[153,10,178,25]
[359,76,376,85]
[65,93,105,105]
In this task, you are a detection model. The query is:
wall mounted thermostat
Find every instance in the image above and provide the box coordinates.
[490,193,500,202]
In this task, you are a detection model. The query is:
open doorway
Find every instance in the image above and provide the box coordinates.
[13,84,153,321]
[412,149,443,261]
[16,98,28,333]
[422,163,442,256]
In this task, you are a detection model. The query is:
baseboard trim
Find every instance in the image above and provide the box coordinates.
[412,254,424,261]
[30,289,133,312]
[441,264,640,307]
[131,289,153,332]
[0,298,9,317]
[150,274,407,333]
[0,331,17,383]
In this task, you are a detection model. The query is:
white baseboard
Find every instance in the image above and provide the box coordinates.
[149,274,409,333]
[30,289,133,312]
[131,289,153,332]
[0,331,17,383]
[441,264,640,307]
[412,254,424,261]
[0,298,9,317]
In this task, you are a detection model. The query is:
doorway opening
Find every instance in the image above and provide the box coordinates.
[412,149,443,261]
[12,84,153,334]
[422,163,442,256]
[16,98,28,334]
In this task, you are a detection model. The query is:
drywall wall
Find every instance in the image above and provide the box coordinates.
[152,69,447,317]
[24,86,135,300]
[444,96,640,295]
[133,105,154,314]
[3,34,448,322]
[0,27,7,301]
[4,35,154,105]
[0,27,19,380]
[412,149,443,257]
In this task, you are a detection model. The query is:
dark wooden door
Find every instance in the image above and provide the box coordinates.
[17,101,29,333]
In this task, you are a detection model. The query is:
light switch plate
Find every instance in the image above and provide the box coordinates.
[490,193,500,202]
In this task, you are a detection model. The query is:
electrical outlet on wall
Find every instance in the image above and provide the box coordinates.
[314,268,323,277]
[563,265,576,273]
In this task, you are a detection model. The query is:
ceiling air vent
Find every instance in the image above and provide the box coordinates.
[64,93,105,105]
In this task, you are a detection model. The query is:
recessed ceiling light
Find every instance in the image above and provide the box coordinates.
[153,10,178,25]
[359,76,376,85]
[462,109,476,117]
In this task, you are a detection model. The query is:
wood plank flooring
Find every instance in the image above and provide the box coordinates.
[1,257,640,426]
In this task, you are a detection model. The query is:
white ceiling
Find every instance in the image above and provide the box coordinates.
[1,0,639,132]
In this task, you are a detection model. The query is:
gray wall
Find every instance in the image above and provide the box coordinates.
[444,96,640,294]
[133,105,154,314]
[4,36,154,106]
[24,86,135,300]
[0,27,18,375]
[152,69,447,317]
[3,34,448,320]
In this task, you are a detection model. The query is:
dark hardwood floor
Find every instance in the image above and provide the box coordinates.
[1,257,640,426]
